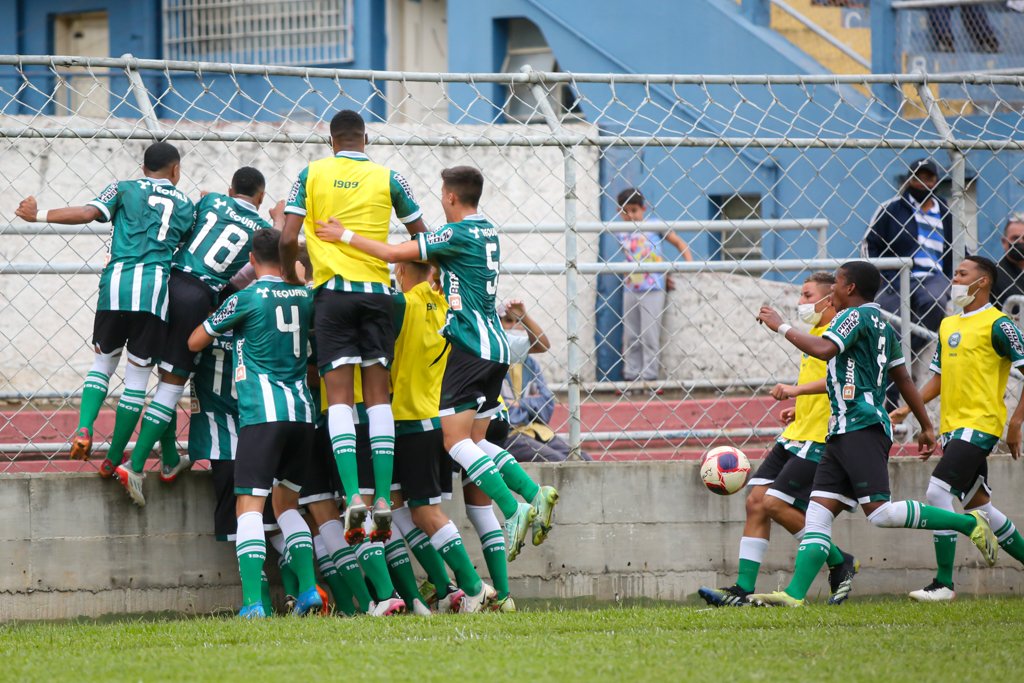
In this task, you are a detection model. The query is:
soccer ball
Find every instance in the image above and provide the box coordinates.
[700,446,751,495]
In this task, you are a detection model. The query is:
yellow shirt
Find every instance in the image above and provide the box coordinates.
[781,324,830,444]
[284,152,421,290]
[935,305,1024,439]
[391,282,449,431]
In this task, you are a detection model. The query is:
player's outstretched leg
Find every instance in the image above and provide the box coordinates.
[466,502,514,612]
[478,439,559,546]
[910,479,959,601]
[236,510,270,618]
[73,350,120,462]
[127,379,186,480]
[868,500,997,566]
[392,505,456,608]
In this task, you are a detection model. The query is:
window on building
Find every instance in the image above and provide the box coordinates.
[162,0,355,66]
[501,18,583,123]
[53,11,110,117]
[711,194,763,261]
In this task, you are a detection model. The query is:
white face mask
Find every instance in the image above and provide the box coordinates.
[797,295,830,325]
[951,277,983,309]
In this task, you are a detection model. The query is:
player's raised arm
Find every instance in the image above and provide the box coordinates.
[315,217,421,263]
[15,195,104,225]
[757,306,839,361]
[770,378,827,400]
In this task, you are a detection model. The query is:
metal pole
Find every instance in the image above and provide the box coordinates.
[121,53,162,136]
[900,265,913,364]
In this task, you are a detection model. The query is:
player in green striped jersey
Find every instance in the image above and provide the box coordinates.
[315,166,558,562]
[111,168,282,500]
[189,229,321,618]
[15,143,194,472]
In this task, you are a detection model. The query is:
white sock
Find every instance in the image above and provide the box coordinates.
[391,504,416,537]
[318,518,348,557]
[969,502,1014,542]
[429,521,461,552]
[802,501,835,547]
[235,511,266,558]
[738,536,769,564]
[476,438,513,470]
[449,438,490,472]
[123,362,153,393]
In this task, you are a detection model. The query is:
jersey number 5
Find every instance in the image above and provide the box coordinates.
[485,242,499,295]
[276,305,301,358]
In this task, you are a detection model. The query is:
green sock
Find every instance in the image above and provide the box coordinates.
[369,432,395,505]
[236,538,267,608]
[825,542,845,567]
[736,559,761,593]
[385,538,424,605]
[784,533,831,600]
[283,529,318,594]
[78,369,110,432]
[105,388,147,467]
[331,545,373,612]
[315,540,355,615]
[433,524,483,597]
[357,542,396,600]
[260,570,273,614]
[129,400,176,473]
[994,521,1024,564]
[465,455,519,519]
[159,411,179,468]
[492,447,540,502]
[404,525,453,598]
[934,533,957,588]
[278,554,299,597]
[906,500,976,534]
[332,432,361,502]
[479,528,510,599]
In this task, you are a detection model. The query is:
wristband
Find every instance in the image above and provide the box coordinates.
[777,323,793,337]
[340,230,354,245]
[36,210,49,223]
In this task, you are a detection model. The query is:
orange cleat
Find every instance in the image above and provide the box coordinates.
[97,459,117,479]
[69,427,92,461]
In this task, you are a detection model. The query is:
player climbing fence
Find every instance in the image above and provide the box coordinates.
[2,55,1023,469]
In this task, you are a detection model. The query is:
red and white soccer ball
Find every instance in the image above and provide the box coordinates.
[700,446,751,496]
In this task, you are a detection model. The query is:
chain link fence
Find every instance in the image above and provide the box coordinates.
[2,55,1024,470]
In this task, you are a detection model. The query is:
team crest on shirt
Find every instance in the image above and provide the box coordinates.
[842,384,855,400]
[948,332,961,348]
[235,364,247,382]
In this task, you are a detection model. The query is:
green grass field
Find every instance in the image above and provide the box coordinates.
[4,600,1023,682]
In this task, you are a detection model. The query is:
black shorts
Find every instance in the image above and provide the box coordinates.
[749,443,792,487]
[396,430,447,506]
[314,289,395,373]
[812,424,892,509]
[211,460,279,541]
[767,455,818,511]
[234,421,315,496]
[486,417,511,445]
[93,310,166,364]
[439,345,508,418]
[158,270,217,378]
[932,438,993,501]
[298,423,341,506]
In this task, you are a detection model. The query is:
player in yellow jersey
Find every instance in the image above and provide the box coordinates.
[891,255,1024,601]
[280,110,428,545]
[700,272,858,606]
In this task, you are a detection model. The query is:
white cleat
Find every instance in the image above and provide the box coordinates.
[369,594,406,617]
[410,598,432,617]
[436,586,465,614]
[115,465,146,507]
[458,582,497,614]
[909,580,956,602]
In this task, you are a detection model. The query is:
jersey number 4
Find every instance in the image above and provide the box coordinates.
[276,305,302,358]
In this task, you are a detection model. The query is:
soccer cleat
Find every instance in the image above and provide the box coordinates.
[435,586,465,614]
[504,502,537,562]
[316,584,330,616]
[115,465,146,507]
[909,579,956,602]
[749,591,804,607]
[97,458,117,479]
[159,456,192,484]
[283,595,297,614]
[410,598,432,617]
[343,498,368,545]
[369,499,393,543]
[968,510,998,567]
[458,583,497,614]
[698,585,750,607]
[370,592,406,617]
[419,580,437,605]
[826,553,860,606]
[490,595,517,613]
[69,427,92,461]
[292,587,325,616]
[531,485,559,546]
[238,603,268,619]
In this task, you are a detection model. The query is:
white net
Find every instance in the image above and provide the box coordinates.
[2,55,1023,469]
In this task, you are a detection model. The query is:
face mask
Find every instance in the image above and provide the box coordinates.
[1009,243,1024,264]
[906,185,932,202]
[951,277,983,309]
[797,295,830,325]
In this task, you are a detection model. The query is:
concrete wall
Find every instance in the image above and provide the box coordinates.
[3,458,1022,620]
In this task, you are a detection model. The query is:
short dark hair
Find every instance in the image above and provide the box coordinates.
[251,229,281,265]
[441,166,484,206]
[616,187,645,209]
[143,142,181,173]
[330,109,366,141]
[231,166,266,198]
[805,271,836,287]
[838,260,881,301]
[964,254,998,285]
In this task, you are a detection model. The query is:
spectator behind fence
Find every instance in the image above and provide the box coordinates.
[995,214,1024,311]
[928,4,999,53]
[615,188,692,383]
[498,303,591,463]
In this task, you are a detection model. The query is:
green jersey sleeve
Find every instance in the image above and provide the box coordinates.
[416,224,462,260]
[204,290,249,337]
[87,181,122,222]
[885,325,905,369]
[992,316,1024,368]
[389,171,421,224]
[929,336,942,374]
[284,166,310,217]
[822,306,866,353]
